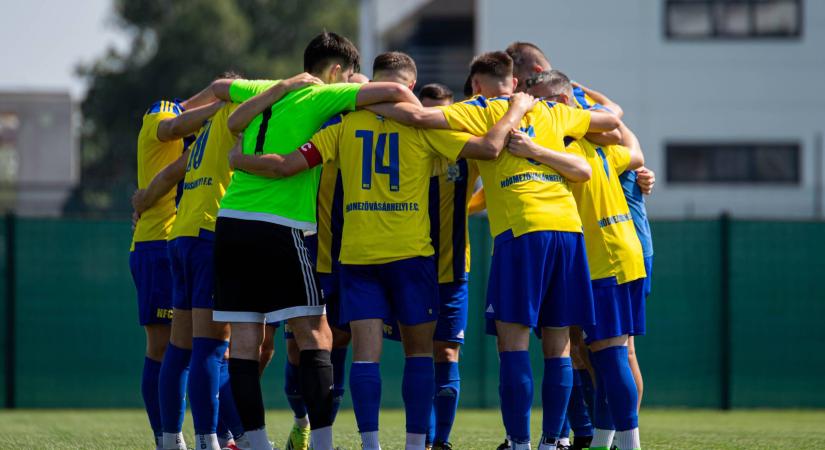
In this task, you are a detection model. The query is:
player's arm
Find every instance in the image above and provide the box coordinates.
[156,101,224,142]
[587,109,621,133]
[355,82,422,107]
[227,73,324,134]
[507,132,592,182]
[210,78,235,102]
[458,93,537,160]
[179,83,220,110]
[228,139,322,179]
[635,167,655,195]
[364,102,450,129]
[619,121,645,171]
[468,187,486,215]
[586,128,622,146]
[132,148,190,215]
[572,81,624,118]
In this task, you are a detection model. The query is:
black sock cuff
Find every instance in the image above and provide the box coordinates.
[300,349,332,367]
[229,357,260,374]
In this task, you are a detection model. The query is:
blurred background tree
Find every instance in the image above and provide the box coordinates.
[64,0,358,216]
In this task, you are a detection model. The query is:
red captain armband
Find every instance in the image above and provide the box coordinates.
[298,141,323,168]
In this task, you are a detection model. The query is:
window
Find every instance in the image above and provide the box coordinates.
[666,142,800,184]
[0,112,19,183]
[666,0,802,39]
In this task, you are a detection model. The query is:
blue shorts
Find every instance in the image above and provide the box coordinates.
[642,255,653,298]
[130,241,174,326]
[341,256,438,327]
[385,280,469,343]
[485,230,595,331]
[582,280,637,344]
[168,233,216,310]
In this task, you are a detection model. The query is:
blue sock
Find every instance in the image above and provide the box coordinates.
[578,368,595,420]
[403,357,435,434]
[499,351,533,444]
[330,347,348,421]
[284,362,308,419]
[218,358,244,439]
[590,346,639,431]
[350,362,381,432]
[592,367,614,431]
[541,357,573,440]
[426,405,436,445]
[433,361,460,443]
[189,338,228,434]
[141,357,163,442]
[158,343,191,433]
[560,417,570,440]
[568,369,593,437]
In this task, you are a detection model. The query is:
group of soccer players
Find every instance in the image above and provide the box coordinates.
[129,30,655,450]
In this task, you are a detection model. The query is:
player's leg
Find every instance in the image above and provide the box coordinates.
[486,232,558,450]
[586,283,640,450]
[159,239,194,450]
[143,323,170,449]
[537,231,596,450]
[130,243,174,449]
[226,322,271,450]
[327,289,352,424]
[431,280,468,449]
[217,345,245,448]
[567,328,594,450]
[340,263,391,450]
[284,332,311,450]
[259,323,277,376]
[287,314,335,450]
[538,326,572,450]
[627,336,643,412]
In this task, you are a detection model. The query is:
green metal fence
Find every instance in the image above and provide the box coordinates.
[2,215,824,409]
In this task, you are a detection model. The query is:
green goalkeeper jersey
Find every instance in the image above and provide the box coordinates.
[218,79,361,230]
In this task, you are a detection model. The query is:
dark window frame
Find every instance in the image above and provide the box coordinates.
[664,0,803,41]
[666,141,802,185]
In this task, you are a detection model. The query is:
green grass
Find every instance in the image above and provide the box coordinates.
[1,408,824,449]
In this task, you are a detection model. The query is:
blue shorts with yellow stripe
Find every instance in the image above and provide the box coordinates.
[168,230,216,310]
[130,240,174,326]
[485,230,595,333]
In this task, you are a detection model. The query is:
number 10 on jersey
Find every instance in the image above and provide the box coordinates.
[355,130,400,191]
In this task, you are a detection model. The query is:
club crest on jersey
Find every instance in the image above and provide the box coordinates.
[447,163,463,182]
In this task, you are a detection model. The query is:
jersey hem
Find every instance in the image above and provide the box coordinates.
[217,209,317,232]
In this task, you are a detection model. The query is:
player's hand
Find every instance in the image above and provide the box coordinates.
[228,140,242,169]
[507,129,538,158]
[281,72,324,92]
[636,167,656,195]
[508,92,538,114]
[131,189,148,215]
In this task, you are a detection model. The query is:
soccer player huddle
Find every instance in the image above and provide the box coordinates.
[129,31,655,450]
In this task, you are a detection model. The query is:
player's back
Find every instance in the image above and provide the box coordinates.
[567,138,646,284]
[171,103,238,239]
[133,101,184,248]
[441,96,590,238]
[313,110,468,265]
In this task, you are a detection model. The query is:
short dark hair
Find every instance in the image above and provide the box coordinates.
[303,32,360,74]
[219,70,243,80]
[373,51,417,78]
[469,51,513,80]
[536,69,573,98]
[419,83,453,102]
[505,41,550,70]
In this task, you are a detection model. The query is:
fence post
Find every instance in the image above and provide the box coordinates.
[719,213,732,410]
[4,213,15,409]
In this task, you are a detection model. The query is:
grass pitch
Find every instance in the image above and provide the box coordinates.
[1,408,824,449]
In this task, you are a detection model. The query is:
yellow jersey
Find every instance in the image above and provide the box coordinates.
[170,103,238,239]
[131,100,184,249]
[309,111,471,265]
[314,161,344,274]
[430,158,480,283]
[440,96,591,238]
[566,138,646,284]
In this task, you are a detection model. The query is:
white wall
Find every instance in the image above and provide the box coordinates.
[477,0,825,219]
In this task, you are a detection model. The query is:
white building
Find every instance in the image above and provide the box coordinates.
[0,91,78,216]
[361,0,824,219]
